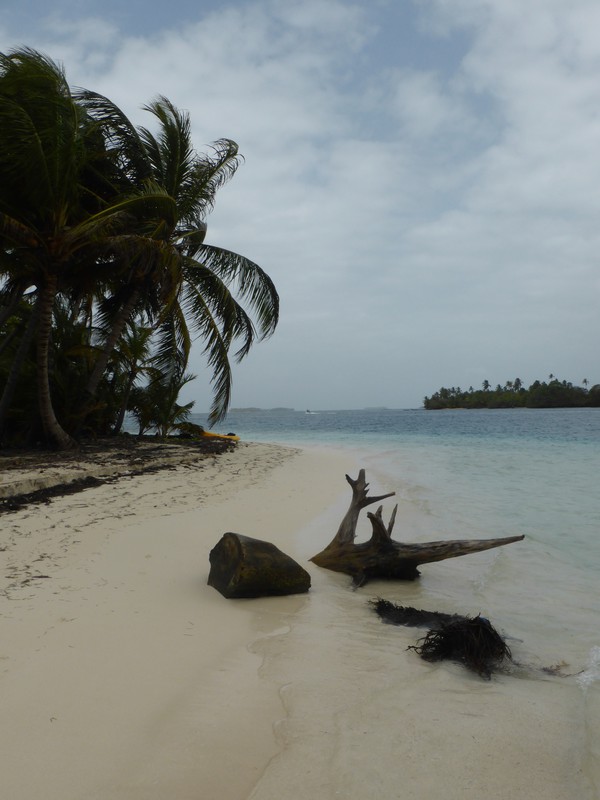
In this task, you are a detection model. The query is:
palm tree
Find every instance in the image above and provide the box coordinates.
[0,48,177,448]
[78,93,279,424]
[128,368,196,437]
[1,50,279,444]
[109,320,158,434]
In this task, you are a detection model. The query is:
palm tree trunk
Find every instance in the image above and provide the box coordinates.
[36,275,77,450]
[84,286,140,399]
[112,372,136,434]
[0,305,39,440]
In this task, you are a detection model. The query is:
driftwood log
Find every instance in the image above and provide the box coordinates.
[310,470,524,586]
[208,532,311,598]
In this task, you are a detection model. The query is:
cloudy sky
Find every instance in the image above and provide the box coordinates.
[2,0,600,411]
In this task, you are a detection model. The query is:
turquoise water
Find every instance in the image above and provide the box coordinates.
[201,406,600,793]
[201,407,600,675]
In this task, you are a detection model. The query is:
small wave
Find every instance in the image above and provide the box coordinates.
[576,645,600,690]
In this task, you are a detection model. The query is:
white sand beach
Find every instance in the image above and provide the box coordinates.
[0,442,591,800]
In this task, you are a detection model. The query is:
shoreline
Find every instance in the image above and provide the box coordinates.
[0,440,594,799]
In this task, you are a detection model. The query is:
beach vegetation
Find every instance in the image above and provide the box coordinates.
[0,48,279,449]
[104,320,158,435]
[128,367,196,438]
[423,377,599,409]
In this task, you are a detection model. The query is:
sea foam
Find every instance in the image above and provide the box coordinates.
[577,645,600,691]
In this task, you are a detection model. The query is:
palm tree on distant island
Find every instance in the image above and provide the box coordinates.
[424,376,598,409]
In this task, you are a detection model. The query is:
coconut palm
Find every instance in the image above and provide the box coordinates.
[0,48,177,448]
[78,92,279,424]
[1,50,279,445]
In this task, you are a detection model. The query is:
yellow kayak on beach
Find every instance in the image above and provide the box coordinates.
[201,431,240,442]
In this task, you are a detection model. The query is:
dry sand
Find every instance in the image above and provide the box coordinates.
[0,442,352,800]
[0,442,589,800]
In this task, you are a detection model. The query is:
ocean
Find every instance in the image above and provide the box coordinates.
[198,406,600,795]
[199,408,600,664]
[201,407,600,670]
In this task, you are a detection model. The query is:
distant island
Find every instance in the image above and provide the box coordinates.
[424,377,600,409]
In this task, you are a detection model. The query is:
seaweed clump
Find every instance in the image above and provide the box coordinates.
[408,614,512,679]
[371,599,463,629]
[371,600,513,679]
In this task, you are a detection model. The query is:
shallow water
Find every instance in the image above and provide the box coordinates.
[247,490,598,799]
[203,408,600,656]
[202,407,600,797]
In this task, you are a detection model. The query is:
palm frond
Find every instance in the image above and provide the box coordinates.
[74,89,152,184]
[139,96,195,202]
[189,244,279,339]
[63,184,178,255]
[180,262,257,361]
[170,138,242,224]
[0,97,52,208]
[0,212,44,250]
[0,49,85,219]
[180,260,239,342]
[152,301,191,378]
[176,276,235,424]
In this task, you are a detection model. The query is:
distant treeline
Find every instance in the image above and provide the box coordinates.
[424,378,600,410]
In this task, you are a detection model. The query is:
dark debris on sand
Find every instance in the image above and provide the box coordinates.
[371,599,513,679]
[0,435,236,514]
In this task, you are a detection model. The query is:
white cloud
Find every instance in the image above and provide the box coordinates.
[2,0,600,410]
